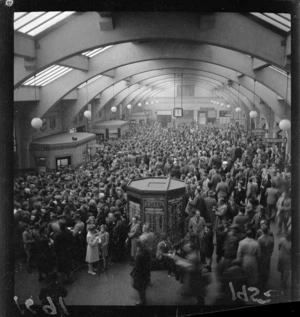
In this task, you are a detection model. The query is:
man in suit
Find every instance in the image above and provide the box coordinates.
[204,190,218,226]
[54,220,74,284]
[188,210,206,261]
[127,216,141,263]
[232,206,248,234]
[156,234,175,276]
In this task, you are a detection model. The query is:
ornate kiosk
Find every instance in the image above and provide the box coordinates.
[126,177,186,244]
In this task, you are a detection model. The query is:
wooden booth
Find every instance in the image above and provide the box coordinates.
[92,120,129,141]
[29,132,97,171]
[126,177,186,244]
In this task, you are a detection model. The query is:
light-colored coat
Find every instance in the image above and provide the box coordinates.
[188,216,206,250]
[237,237,261,285]
[128,222,141,258]
[85,231,100,263]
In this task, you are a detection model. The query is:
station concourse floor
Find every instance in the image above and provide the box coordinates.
[14,221,291,308]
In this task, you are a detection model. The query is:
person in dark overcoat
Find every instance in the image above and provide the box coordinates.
[36,225,54,282]
[202,223,214,272]
[172,241,210,306]
[54,220,74,283]
[130,241,151,305]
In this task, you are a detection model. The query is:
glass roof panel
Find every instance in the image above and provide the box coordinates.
[18,12,61,33]
[250,13,290,32]
[263,13,291,27]
[39,68,72,86]
[14,11,75,37]
[82,45,113,58]
[14,12,46,30]
[14,12,27,20]
[277,13,291,20]
[22,65,73,86]
[23,65,60,85]
[28,12,75,36]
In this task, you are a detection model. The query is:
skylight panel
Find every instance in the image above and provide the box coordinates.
[78,75,103,89]
[263,13,291,28]
[38,68,72,86]
[82,45,113,58]
[14,12,46,30]
[250,13,290,32]
[28,11,75,36]
[14,12,27,20]
[23,65,60,85]
[18,12,61,34]
[22,65,73,86]
[277,13,291,20]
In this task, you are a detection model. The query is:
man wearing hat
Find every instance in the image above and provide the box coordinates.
[202,223,214,272]
[223,223,245,264]
[256,220,274,288]
[204,190,218,226]
[188,210,206,259]
[232,206,248,234]
[255,219,274,240]
[72,214,85,265]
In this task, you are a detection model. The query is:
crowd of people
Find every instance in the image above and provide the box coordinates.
[13,121,292,306]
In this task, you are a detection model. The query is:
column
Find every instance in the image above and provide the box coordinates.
[291,0,300,302]
[0,8,14,317]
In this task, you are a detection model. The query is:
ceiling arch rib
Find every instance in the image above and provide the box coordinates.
[104,66,283,119]
[113,76,247,115]
[124,75,272,124]
[40,62,281,127]
[15,11,288,80]
[94,71,245,117]
[131,82,252,119]
[15,41,290,105]
[23,42,290,120]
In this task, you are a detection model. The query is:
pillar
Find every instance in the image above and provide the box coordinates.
[291,0,300,302]
[0,7,14,317]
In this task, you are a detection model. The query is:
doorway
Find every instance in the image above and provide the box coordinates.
[56,156,71,170]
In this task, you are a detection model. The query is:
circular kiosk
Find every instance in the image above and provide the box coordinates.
[126,177,186,244]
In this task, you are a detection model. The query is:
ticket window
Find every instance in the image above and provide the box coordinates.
[56,156,71,170]
[35,157,46,172]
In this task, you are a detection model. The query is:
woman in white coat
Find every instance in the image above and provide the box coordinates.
[85,225,101,275]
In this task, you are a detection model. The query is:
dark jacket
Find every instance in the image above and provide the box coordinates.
[131,249,151,291]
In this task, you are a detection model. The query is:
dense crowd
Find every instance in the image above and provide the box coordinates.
[13,121,292,305]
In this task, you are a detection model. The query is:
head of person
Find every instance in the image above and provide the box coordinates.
[86,216,95,224]
[24,223,31,232]
[39,224,47,236]
[195,210,201,219]
[219,198,225,205]
[239,207,245,215]
[260,220,269,233]
[142,223,150,233]
[246,229,253,238]
[98,224,106,233]
[59,219,67,231]
[74,214,81,222]
[183,241,195,253]
[88,224,97,233]
[205,223,212,233]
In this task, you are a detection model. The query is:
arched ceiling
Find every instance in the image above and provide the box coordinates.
[14,11,291,124]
